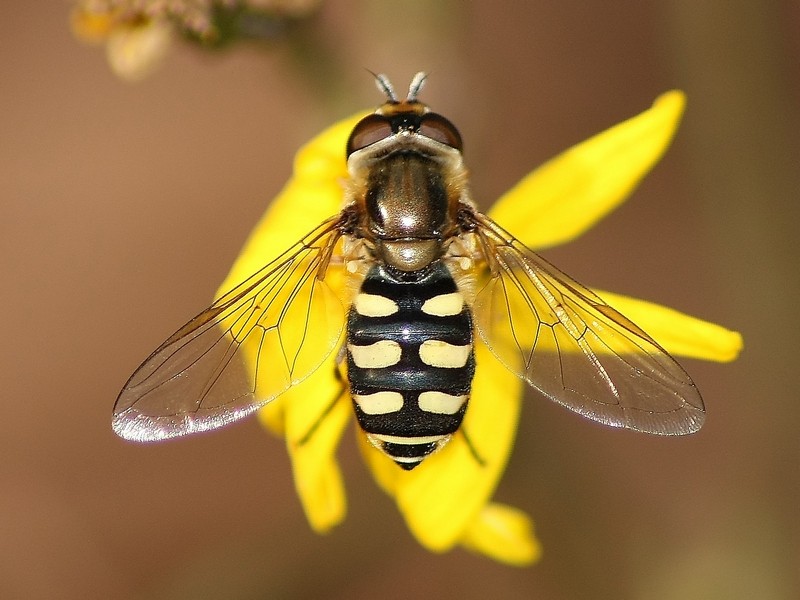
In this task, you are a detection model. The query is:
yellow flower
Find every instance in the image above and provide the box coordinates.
[70,1,323,81]
[216,92,743,566]
[70,5,173,82]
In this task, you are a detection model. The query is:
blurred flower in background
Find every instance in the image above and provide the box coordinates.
[70,0,321,81]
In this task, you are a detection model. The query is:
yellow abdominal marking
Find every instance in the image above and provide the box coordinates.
[348,340,402,368]
[353,391,404,415]
[417,391,468,414]
[354,293,399,317]
[369,433,449,445]
[418,340,472,368]
[421,292,464,316]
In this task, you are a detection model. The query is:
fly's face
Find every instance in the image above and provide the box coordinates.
[344,73,469,272]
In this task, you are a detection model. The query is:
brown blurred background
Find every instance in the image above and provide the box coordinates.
[2,1,798,598]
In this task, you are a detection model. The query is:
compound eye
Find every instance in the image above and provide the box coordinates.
[418,113,463,150]
[346,114,393,156]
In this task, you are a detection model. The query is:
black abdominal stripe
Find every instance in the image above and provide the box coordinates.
[346,262,475,470]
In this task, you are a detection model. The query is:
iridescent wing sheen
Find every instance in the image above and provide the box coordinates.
[466,211,705,435]
[113,216,347,442]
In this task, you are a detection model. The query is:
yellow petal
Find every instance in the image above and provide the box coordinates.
[360,342,523,552]
[214,114,362,422]
[216,113,366,295]
[216,117,366,533]
[258,357,351,533]
[357,431,400,496]
[211,114,364,418]
[596,290,743,362]
[258,389,287,437]
[460,503,542,566]
[489,91,686,250]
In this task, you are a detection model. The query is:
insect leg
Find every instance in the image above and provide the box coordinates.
[297,367,349,446]
[460,427,486,467]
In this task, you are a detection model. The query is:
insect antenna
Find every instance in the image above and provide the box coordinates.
[370,71,428,103]
[407,72,428,102]
[372,72,398,103]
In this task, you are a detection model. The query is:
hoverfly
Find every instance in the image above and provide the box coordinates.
[113,73,704,469]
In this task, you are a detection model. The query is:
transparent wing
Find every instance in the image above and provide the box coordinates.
[467,211,704,435]
[113,216,347,442]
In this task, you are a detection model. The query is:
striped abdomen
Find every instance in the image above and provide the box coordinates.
[346,262,475,470]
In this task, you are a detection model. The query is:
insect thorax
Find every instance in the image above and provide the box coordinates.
[346,261,475,469]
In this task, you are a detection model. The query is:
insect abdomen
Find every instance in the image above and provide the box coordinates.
[346,262,475,470]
